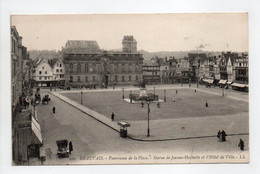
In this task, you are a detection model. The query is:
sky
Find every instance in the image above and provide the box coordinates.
[11,13,248,52]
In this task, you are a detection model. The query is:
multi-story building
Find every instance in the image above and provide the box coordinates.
[32,58,54,87]
[143,61,160,84]
[11,26,23,109]
[168,57,177,83]
[49,58,65,85]
[188,53,207,82]
[159,63,169,84]
[122,35,137,53]
[180,58,191,83]
[63,36,143,87]
[234,53,248,84]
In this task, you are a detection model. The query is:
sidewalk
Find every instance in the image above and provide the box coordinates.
[49,89,248,141]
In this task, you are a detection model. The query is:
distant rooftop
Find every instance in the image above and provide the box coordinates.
[63,40,101,53]
[122,35,136,42]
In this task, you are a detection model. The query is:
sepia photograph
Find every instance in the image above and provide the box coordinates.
[10,13,249,165]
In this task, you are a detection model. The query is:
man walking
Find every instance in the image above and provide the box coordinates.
[238,139,245,151]
[205,101,208,107]
[176,90,178,94]
[111,112,115,121]
[52,106,56,114]
[157,102,160,108]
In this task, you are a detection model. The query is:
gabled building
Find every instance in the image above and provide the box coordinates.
[32,58,54,87]
[49,58,65,86]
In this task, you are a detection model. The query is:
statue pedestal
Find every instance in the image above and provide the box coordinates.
[139,88,147,97]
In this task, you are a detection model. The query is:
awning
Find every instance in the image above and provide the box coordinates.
[231,83,246,88]
[218,80,227,85]
[226,81,233,85]
[202,78,213,84]
[31,116,42,144]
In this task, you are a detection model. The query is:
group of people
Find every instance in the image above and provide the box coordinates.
[217,130,245,151]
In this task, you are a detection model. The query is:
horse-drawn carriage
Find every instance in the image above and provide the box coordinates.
[42,95,50,104]
[56,139,70,158]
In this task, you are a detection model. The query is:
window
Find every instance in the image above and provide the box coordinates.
[77,64,81,73]
[56,69,59,72]
[85,64,88,72]
[60,64,62,67]
[122,76,125,82]
[45,77,47,80]
[129,76,131,81]
[136,76,139,81]
[39,77,42,80]
[78,76,81,82]
[85,76,88,82]
[42,67,44,69]
[115,75,118,81]
[45,71,47,74]
[60,75,62,78]
[93,76,95,82]
[70,64,73,72]
[70,76,73,82]
[39,71,42,74]
[48,77,50,79]
[60,69,62,73]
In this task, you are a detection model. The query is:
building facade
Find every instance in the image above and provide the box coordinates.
[32,58,54,86]
[63,37,143,87]
[143,62,160,85]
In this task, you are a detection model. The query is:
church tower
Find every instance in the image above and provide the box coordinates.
[122,35,137,53]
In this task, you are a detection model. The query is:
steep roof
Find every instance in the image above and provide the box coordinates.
[63,40,101,53]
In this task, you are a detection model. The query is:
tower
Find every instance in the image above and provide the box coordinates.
[122,35,137,53]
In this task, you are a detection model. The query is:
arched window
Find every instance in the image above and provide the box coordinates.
[85,64,88,72]
[122,63,125,72]
[69,63,73,73]
[77,63,81,73]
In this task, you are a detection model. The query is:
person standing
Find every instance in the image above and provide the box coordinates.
[194,89,197,93]
[217,130,222,142]
[111,112,115,121]
[176,90,178,94]
[157,102,160,108]
[205,101,208,107]
[238,139,245,151]
[141,101,144,108]
[221,130,227,142]
[52,106,56,114]
[69,141,73,154]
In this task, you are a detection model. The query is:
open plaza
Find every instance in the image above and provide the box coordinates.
[30,84,249,164]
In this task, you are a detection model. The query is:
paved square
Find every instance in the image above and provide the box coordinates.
[62,88,248,121]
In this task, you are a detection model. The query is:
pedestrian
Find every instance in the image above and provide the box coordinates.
[194,89,196,93]
[189,84,191,87]
[111,112,115,121]
[69,141,73,154]
[52,106,56,114]
[205,101,208,107]
[157,102,160,108]
[173,96,176,102]
[176,90,178,94]
[217,130,222,142]
[221,130,227,142]
[141,101,144,108]
[238,139,245,151]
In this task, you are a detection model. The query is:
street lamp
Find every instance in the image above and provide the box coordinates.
[130,90,132,103]
[153,87,155,97]
[147,101,150,137]
[222,86,224,97]
[164,89,166,102]
[122,88,124,99]
[81,91,83,104]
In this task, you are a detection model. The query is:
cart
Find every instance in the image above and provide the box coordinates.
[118,121,130,138]
[56,139,69,158]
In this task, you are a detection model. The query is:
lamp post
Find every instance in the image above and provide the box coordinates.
[222,86,224,96]
[164,89,166,102]
[130,90,132,103]
[153,87,155,97]
[147,101,150,137]
[81,91,83,104]
[122,88,124,99]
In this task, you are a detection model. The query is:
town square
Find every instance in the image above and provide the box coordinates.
[9,14,249,165]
